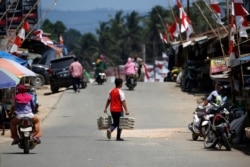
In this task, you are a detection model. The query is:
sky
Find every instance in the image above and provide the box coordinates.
[41,0,177,11]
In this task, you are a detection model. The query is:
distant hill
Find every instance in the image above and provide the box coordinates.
[42,9,146,35]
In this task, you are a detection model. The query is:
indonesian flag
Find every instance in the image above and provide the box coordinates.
[34,29,54,45]
[229,11,236,59]
[159,31,168,43]
[10,21,30,53]
[59,33,64,45]
[236,15,248,37]
[176,0,193,38]
[232,0,249,38]
[167,18,179,39]
[209,0,224,25]
[233,0,249,16]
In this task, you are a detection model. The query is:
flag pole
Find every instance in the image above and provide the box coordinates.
[155,8,168,50]
[5,0,41,51]
[193,1,228,68]
[201,0,228,34]
[193,2,219,38]
[25,0,58,38]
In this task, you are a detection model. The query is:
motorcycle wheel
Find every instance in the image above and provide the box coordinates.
[192,133,199,141]
[221,133,231,151]
[23,137,30,154]
[204,129,217,149]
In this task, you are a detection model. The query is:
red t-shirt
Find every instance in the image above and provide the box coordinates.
[108,88,125,112]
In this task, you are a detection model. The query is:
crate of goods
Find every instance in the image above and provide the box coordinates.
[97,114,112,130]
[245,127,250,139]
[119,116,135,129]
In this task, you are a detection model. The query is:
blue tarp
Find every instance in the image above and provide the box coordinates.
[230,55,250,67]
[0,51,27,67]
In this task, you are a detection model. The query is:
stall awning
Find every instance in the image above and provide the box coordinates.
[230,55,250,67]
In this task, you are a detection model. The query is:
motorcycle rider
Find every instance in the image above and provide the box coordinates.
[192,83,223,132]
[203,83,223,107]
[10,85,42,145]
[124,57,137,85]
[94,55,107,82]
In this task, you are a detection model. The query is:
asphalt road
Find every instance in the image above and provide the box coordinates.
[0,81,250,167]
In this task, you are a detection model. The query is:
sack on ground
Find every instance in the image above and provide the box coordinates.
[97,114,112,130]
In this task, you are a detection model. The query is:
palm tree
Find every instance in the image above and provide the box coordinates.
[145,6,168,63]
[120,11,144,61]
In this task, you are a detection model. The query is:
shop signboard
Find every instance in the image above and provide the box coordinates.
[210,57,229,74]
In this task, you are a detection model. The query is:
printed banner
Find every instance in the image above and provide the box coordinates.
[210,57,228,74]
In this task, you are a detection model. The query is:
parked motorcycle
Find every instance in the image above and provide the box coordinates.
[164,67,182,82]
[126,74,137,90]
[96,71,106,85]
[188,105,213,140]
[203,104,235,151]
[16,117,39,154]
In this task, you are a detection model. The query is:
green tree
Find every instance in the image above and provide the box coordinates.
[97,11,125,65]
[41,20,67,42]
[64,29,82,54]
[120,11,144,60]
[144,6,169,63]
[78,33,99,64]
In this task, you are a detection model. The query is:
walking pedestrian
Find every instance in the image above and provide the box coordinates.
[69,57,83,93]
[104,78,129,141]
[133,54,143,81]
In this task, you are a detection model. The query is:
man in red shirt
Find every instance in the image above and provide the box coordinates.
[104,78,129,141]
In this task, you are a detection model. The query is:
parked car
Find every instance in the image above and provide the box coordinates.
[22,39,57,87]
[31,63,49,87]
[48,56,87,93]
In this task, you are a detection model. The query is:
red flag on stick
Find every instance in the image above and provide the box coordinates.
[10,21,30,53]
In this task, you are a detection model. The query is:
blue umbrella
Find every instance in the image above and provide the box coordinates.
[0,70,20,89]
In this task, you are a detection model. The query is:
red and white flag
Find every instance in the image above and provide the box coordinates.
[229,7,236,60]
[233,0,249,16]
[159,31,168,44]
[232,0,249,38]
[167,18,180,39]
[176,0,193,39]
[10,21,30,53]
[209,0,224,25]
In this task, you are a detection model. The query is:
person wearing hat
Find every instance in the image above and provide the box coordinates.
[94,55,107,81]
[10,85,42,145]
